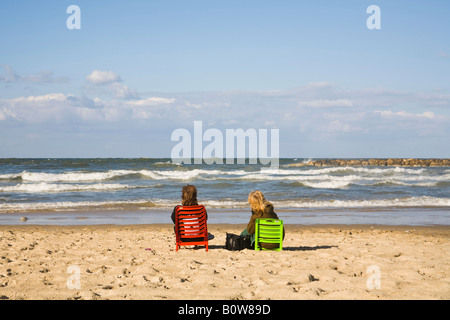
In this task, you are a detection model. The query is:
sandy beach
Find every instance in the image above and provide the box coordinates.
[0,223,448,300]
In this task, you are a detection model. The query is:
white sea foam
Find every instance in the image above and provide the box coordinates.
[278,196,450,208]
[0,170,134,182]
[0,182,137,193]
[139,169,225,180]
[0,168,249,182]
[301,180,353,189]
[206,196,450,208]
[0,166,445,184]
[1,196,448,213]
[0,166,448,197]
[0,199,156,212]
[154,161,182,166]
[279,166,426,175]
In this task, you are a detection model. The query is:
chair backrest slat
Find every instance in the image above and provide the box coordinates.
[175,205,208,251]
[255,218,283,251]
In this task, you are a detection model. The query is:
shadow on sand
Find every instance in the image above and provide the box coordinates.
[189,245,338,251]
[282,245,338,251]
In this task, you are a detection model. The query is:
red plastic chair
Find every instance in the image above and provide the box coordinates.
[174,205,208,252]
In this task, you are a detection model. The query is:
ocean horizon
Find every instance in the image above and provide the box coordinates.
[1,158,449,226]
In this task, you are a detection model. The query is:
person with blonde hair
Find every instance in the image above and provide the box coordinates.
[240,190,285,249]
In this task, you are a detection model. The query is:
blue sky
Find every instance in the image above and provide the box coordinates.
[1,0,449,158]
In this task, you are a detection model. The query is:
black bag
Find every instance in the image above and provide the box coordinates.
[225,233,252,251]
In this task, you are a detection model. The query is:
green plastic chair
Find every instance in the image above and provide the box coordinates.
[254,218,283,251]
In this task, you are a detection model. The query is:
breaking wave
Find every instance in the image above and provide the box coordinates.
[1,159,448,222]
[0,182,146,193]
[0,196,449,213]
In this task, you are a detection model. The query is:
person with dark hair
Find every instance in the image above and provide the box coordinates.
[181,184,198,206]
[171,184,204,221]
[171,184,210,242]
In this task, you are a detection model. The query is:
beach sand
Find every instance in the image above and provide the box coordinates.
[0,224,448,300]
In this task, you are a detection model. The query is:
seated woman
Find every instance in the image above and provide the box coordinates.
[241,190,285,249]
[171,184,209,242]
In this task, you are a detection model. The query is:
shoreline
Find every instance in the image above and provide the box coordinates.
[1,223,448,300]
[2,206,448,226]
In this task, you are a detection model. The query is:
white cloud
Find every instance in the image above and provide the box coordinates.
[0,65,68,83]
[298,99,353,108]
[125,97,177,119]
[0,93,75,122]
[327,120,362,133]
[375,110,435,119]
[127,97,176,107]
[108,82,138,99]
[84,70,138,99]
[1,82,448,152]
[86,70,121,85]
[21,71,69,83]
[11,93,68,103]
[1,80,449,158]
[0,64,19,82]
[0,93,178,123]
[306,81,335,89]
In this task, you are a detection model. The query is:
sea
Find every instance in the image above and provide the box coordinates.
[0,158,449,226]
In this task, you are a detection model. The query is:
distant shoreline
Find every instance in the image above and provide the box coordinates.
[290,158,450,167]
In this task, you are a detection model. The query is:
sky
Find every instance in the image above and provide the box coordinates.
[1,0,449,158]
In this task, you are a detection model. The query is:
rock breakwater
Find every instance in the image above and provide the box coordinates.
[291,158,450,167]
